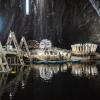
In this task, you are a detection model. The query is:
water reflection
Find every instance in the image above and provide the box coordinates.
[34,65,56,81]
[33,62,99,80]
[0,62,99,99]
[39,66,53,80]
[0,66,31,100]
[33,64,69,81]
[71,63,98,77]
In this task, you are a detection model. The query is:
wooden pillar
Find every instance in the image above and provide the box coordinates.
[14,57,16,65]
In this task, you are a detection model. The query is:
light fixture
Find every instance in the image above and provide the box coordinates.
[26,0,30,15]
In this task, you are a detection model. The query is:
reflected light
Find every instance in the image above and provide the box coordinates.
[39,67,53,80]
[71,65,83,76]
[61,64,68,72]
[9,92,13,100]
[71,63,98,77]
[10,71,16,74]
[21,81,25,89]
[34,64,69,80]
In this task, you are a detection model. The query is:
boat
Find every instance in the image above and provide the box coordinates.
[32,60,67,64]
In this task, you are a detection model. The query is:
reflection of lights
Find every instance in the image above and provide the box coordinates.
[71,65,83,76]
[71,63,98,77]
[34,63,98,79]
[39,67,53,80]
[9,92,13,100]
[34,64,69,80]
[21,81,25,89]
[84,66,98,76]
[91,67,98,75]
[26,0,30,15]
[52,66,59,74]
[10,71,16,74]
[67,63,72,68]
[61,64,68,72]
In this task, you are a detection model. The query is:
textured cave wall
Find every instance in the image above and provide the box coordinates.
[62,0,100,49]
[0,0,20,44]
[0,0,100,50]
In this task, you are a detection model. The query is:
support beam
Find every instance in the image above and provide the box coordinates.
[6,31,19,50]
[6,31,24,66]
[20,36,32,65]
[20,36,30,58]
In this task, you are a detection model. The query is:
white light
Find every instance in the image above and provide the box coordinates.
[21,37,24,42]
[39,67,53,80]
[26,0,30,15]
[9,33,12,38]
[39,39,52,49]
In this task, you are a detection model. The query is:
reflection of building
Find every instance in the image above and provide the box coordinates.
[60,64,68,72]
[0,66,30,99]
[71,63,98,77]
[33,63,99,80]
[39,66,53,80]
[33,64,69,81]
[71,64,83,76]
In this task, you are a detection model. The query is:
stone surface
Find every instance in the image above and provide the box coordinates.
[0,0,100,50]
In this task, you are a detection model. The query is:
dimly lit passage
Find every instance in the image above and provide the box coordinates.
[0,0,100,100]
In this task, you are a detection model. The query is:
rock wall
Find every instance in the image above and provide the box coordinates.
[0,0,100,50]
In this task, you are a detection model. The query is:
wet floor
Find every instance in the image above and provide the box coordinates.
[1,62,100,100]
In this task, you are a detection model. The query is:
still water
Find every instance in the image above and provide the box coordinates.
[1,62,100,100]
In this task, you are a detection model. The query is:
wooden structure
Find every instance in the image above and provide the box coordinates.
[20,36,32,65]
[0,41,9,72]
[27,40,39,49]
[0,31,31,72]
[6,31,24,66]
